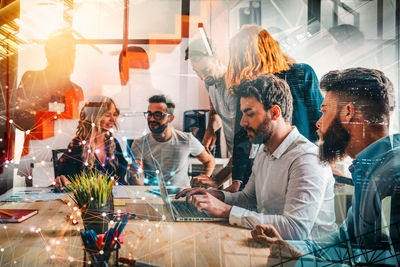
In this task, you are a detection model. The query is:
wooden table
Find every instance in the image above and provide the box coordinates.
[0,186,275,266]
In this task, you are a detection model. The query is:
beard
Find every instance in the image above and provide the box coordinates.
[148,121,168,134]
[319,117,350,163]
[244,118,273,145]
[204,76,216,86]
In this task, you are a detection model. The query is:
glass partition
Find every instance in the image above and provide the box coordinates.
[0,1,399,265]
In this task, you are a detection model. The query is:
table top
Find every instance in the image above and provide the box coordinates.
[0,186,277,266]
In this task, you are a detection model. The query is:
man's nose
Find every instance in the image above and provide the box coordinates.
[316,117,321,129]
[240,115,247,127]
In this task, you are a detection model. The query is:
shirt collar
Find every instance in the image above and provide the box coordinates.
[267,127,299,159]
[350,134,400,172]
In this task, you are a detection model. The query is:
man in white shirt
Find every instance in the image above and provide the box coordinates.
[129,94,215,187]
[177,74,337,240]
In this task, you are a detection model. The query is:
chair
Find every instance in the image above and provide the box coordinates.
[183,109,209,141]
[333,174,354,186]
[51,149,67,177]
[183,109,221,158]
[126,139,153,185]
[126,139,134,158]
[0,126,25,193]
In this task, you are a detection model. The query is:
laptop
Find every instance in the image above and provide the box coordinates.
[147,187,182,197]
[156,174,227,222]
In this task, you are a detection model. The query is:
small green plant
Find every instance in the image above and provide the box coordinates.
[66,171,115,209]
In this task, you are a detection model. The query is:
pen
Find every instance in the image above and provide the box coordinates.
[103,228,114,249]
[0,210,13,217]
[116,216,128,239]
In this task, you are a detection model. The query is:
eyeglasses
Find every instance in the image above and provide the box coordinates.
[144,111,169,120]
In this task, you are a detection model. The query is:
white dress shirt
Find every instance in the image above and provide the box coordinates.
[223,128,337,240]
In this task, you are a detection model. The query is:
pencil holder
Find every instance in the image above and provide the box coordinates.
[81,234,120,267]
[81,214,128,267]
[81,206,111,235]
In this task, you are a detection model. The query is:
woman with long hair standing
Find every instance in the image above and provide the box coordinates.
[54,96,127,189]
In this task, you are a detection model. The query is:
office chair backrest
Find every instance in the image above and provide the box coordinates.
[183,109,209,142]
[52,149,67,177]
[183,109,221,158]
[333,174,354,186]
[126,139,134,158]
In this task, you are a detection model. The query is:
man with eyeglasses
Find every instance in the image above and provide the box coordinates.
[128,94,215,187]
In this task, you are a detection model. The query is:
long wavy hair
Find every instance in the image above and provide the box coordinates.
[75,96,120,171]
[227,24,296,94]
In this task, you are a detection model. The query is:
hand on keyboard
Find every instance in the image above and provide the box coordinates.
[191,174,219,188]
[175,187,232,218]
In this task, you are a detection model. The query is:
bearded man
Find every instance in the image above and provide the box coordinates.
[251,68,400,265]
[129,94,215,187]
[176,74,337,240]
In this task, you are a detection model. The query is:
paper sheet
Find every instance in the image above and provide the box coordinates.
[112,186,137,198]
[0,187,67,202]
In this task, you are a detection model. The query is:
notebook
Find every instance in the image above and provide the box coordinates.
[0,209,38,223]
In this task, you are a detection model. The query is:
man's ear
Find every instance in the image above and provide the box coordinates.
[168,114,175,123]
[270,105,281,121]
[342,103,355,123]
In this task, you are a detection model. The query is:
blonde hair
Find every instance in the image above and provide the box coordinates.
[76,96,120,170]
[227,24,295,94]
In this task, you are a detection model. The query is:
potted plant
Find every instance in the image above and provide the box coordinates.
[66,171,115,234]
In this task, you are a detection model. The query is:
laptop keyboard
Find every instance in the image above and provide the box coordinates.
[171,201,213,218]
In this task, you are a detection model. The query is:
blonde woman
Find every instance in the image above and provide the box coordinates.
[54,96,127,190]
